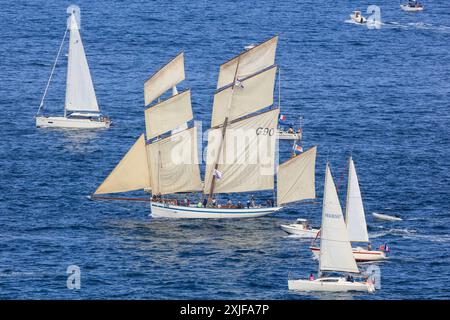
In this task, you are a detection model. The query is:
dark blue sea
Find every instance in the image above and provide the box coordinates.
[0,0,449,299]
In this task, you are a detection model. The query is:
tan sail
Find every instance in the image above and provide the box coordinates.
[211,65,277,127]
[147,127,202,195]
[204,109,279,194]
[217,36,278,89]
[277,146,317,205]
[144,52,185,106]
[144,89,193,139]
[94,134,151,195]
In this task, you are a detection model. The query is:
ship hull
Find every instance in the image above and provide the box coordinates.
[151,202,282,219]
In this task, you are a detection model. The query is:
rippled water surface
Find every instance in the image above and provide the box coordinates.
[0,0,449,299]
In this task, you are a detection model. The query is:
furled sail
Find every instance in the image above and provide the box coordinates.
[319,164,359,274]
[204,109,279,194]
[147,127,202,195]
[65,14,99,113]
[144,89,193,139]
[217,36,278,89]
[144,52,185,106]
[345,157,369,243]
[94,134,151,195]
[211,65,277,127]
[277,146,317,205]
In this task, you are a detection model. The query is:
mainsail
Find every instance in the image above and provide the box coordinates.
[144,89,193,139]
[319,164,359,274]
[205,36,279,199]
[277,146,317,205]
[345,157,369,243]
[211,66,277,127]
[147,126,203,195]
[65,14,99,113]
[144,52,185,106]
[94,134,151,195]
[204,109,279,194]
[217,36,278,89]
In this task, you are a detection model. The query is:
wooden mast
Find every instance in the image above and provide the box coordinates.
[207,58,241,203]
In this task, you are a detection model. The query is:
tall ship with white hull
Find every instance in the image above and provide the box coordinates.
[92,36,317,219]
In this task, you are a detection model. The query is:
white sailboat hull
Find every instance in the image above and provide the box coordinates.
[400,4,424,12]
[288,277,375,293]
[310,247,387,262]
[372,212,402,221]
[280,224,319,238]
[36,116,110,129]
[151,202,282,219]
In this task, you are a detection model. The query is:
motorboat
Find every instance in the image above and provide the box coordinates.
[280,218,319,238]
[277,129,301,140]
[401,1,424,12]
[372,212,403,221]
[350,11,366,24]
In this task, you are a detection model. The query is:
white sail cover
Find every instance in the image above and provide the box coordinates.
[211,66,277,127]
[204,109,279,194]
[147,127,202,195]
[94,134,151,194]
[144,53,185,106]
[144,90,193,139]
[319,164,359,274]
[65,14,99,113]
[217,36,278,89]
[345,157,369,242]
[277,146,317,205]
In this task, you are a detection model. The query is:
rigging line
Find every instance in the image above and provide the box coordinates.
[37,27,69,116]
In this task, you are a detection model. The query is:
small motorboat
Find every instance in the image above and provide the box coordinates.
[372,212,403,221]
[277,129,301,140]
[350,11,366,24]
[280,218,319,238]
[401,1,424,12]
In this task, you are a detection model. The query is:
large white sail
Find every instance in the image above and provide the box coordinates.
[345,157,369,243]
[144,89,193,139]
[147,127,202,195]
[144,52,185,106]
[65,14,99,113]
[319,164,359,274]
[211,65,277,127]
[277,146,317,205]
[94,134,151,195]
[204,109,279,194]
[217,36,278,89]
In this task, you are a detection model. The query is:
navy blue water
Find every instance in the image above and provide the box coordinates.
[0,0,449,299]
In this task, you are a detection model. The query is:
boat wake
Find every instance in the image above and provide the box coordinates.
[383,21,450,33]
[345,19,450,33]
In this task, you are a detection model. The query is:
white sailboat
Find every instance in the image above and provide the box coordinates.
[36,7,110,129]
[288,164,375,293]
[311,157,388,262]
[91,36,318,219]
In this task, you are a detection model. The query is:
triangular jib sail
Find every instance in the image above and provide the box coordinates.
[277,146,317,205]
[345,157,369,243]
[319,164,359,274]
[65,14,99,113]
[94,134,151,195]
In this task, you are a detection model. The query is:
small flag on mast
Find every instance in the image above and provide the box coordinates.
[279,114,286,122]
[293,144,303,154]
